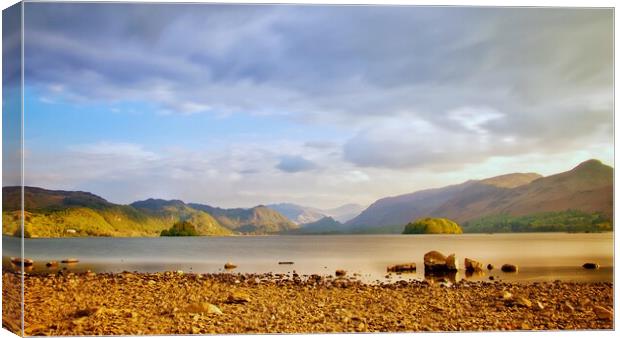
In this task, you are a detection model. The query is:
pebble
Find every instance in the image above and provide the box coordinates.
[6,270,614,335]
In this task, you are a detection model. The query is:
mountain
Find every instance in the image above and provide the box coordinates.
[346,160,612,233]
[288,216,344,234]
[322,203,366,223]
[345,180,480,232]
[266,203,326,224]
[2,187,232,237]
[4,186,115,211]
[188,203,298,234]
[268,202,366,224]
[432,160,612,223]
[130,199,231,236]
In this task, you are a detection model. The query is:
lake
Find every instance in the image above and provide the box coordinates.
[2,233,613,283]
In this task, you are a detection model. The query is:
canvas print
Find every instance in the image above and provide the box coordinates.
[1,1,614,336]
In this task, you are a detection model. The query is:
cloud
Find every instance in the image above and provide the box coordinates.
[276,155,318,173]
[19,4,613,206]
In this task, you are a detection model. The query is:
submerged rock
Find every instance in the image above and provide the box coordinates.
[464,258,483,272]
[61,258,79,264]
[387,263,416,272]
[501,264,518,273]
[424,251,458,272]
[582,263,600,270]
[10,257,34,266]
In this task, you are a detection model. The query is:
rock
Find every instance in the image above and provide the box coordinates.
[514,297,532,308]
[501,291,513,300]
[74,307,103,318]
[224,262,237,269]
[424,251,458,272]
[535,301,545,311]
[593,305,613,320]
[335,270,347,277]
[446,254,458,271]
[185,302,222,314]
[46,261,58,267]
[562,301,574,313]
[487,264,494,270]
[227,291,250,304]
[489,276,495,280]
[387,263,416,272]
[582,262,600,270]
[61,258,79,264]
[10,257,34,266]
[501,264,518,273]
[464,258,483,272]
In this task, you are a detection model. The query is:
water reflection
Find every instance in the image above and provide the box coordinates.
[465,269,486,278]
[424,270,460,284]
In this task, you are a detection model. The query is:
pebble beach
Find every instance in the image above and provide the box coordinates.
[2,269,614,335]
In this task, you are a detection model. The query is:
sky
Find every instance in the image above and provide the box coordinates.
[7,3,614,209]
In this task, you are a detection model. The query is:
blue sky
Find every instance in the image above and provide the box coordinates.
[9,3,614,208]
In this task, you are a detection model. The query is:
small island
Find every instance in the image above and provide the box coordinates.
[403,217,463,234]
[160,221,198,237]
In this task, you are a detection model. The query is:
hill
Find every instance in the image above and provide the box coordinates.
[130,199,231,236]
[288,216,344,234]
[2,187,231,237]
[432,160,612,223]
[188,203,298,234]
[344,180,480,232]
[346,160,612,233]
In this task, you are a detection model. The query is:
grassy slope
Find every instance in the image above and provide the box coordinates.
[2,188,232,237]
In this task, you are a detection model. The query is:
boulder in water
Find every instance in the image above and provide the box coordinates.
[464,258,484,272]
[387,263,416,272]
[501,264,518,273]
[582,262,600,270]
[424,251,458,272]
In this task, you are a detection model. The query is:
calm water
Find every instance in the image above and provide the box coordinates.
[2,233,614,283]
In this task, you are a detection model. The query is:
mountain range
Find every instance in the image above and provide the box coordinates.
[345,159,612,233]
[1,159,613,237]
[267,203,366,224]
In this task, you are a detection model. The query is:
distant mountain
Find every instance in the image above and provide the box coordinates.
[188,203,298,234]
[440,159,612,223]
[288,216,344,234]
[268,202,366,224]
[2,187,232,237]
[346,160,612,233]
[345,180,480,232]
[267,203,326,224]
[322,203,366,223]
[3,159,611,237]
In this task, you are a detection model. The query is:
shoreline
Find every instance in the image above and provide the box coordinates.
[2,269,614,335]
[3,231,614,239]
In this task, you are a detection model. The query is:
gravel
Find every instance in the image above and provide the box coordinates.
[2,269,614,335]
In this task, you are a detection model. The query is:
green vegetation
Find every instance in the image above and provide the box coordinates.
[462,210,612,233]
[160,221,198,236]
[2,188,233,238]
[403,217,463,234]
